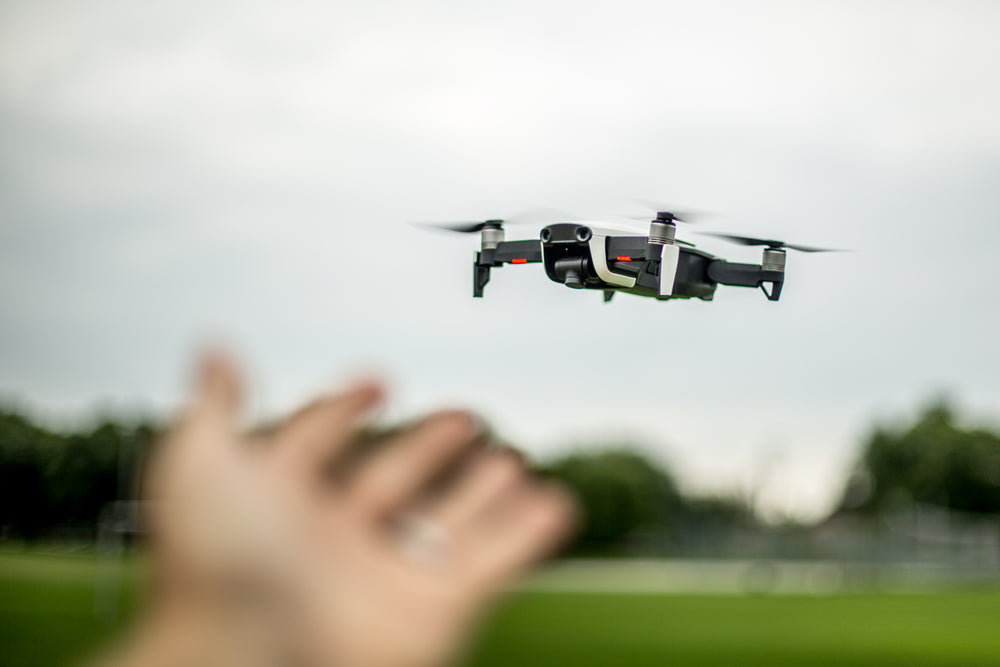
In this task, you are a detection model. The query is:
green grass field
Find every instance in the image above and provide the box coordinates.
[3,551,1000,667]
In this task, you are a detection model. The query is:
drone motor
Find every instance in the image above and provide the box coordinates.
[761,247,786,272]
[479,221,504,250]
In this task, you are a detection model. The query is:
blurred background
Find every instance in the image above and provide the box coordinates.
[2,0,1000,665]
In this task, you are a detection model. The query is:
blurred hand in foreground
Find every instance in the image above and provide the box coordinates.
[110,354,575,667]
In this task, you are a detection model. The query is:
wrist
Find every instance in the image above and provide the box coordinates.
[104,586,295,667]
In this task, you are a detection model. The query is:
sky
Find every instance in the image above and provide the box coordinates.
[2,0,999,521]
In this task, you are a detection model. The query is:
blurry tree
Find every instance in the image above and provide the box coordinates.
[840,400,1000,514]
[0,408,159,540]
[48,423,124,527]
[0,411,59,538]
[540,448,682,555]
[679,495,756,530]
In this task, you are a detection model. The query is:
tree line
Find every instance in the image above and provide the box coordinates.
[0,409,156,540]
[2,400,1000,553]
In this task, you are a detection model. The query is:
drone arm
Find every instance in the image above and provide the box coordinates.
[707,260,784,301]
[492,240,542,264]
[473,240,543,297]
[706,261,762,287]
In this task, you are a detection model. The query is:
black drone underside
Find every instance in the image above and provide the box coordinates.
[426,211,836,303]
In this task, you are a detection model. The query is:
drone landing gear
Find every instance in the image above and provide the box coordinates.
[603,290,615,303]
[473,261,491,298]
[759,282,783,301]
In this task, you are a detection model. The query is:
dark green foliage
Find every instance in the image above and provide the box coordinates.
[842,400,1000,514]
[541,449,682,554]
[0,412,60,538]
[0,408,158,540]
[681,495,756,528]
[50,425,125,526]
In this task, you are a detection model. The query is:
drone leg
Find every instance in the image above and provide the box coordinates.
[760,280,783,301]
[603,290,615,303]
[473,254,491,298]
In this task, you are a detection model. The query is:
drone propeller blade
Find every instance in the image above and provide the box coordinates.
[700,232,768,246]
[415,220,504,233]
[782,242,842,253]
[414,207,577,234]
[700,231,842,253]
[631,199,707,223]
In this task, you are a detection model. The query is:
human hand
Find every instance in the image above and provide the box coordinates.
[134,353,575,667]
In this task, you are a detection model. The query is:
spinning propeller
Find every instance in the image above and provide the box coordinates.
[699,232,841,253]
[426,219,505,233]
[625,199,707,224]
[416,208,577,233]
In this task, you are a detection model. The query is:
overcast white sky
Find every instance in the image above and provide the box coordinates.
[2,0,999,520]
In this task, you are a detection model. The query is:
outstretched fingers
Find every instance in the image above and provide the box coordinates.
[458,480,577,596]
[421,450,524,533]
[348,411,481,518]
[271,379,384,482]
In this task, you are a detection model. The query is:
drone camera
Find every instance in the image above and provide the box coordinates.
[540,223,599,289]
[553,256,590,289]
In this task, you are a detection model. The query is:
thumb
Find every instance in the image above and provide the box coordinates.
[193,348,243,423]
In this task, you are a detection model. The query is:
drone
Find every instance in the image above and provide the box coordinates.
[424,210,837,302]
